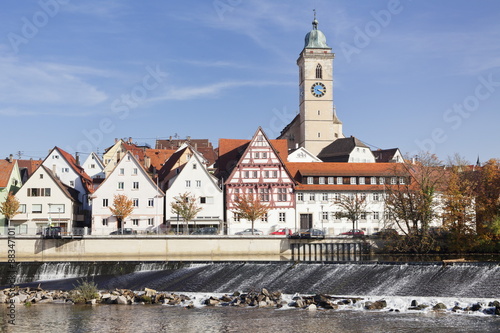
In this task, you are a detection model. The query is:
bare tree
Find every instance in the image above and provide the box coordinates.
[336,193,367,237]
[383,152,445,253]
[170,192,202,234]
[109,194,134,231]
[0,192,20,228]
[232,193,270,235]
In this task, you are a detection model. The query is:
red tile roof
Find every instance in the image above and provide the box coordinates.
[144,149,176,172]
[0,160,16,188]
[17,159,42,177]
[54,147,94,194]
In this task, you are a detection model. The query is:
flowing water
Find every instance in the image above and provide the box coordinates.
[1,261,499,332]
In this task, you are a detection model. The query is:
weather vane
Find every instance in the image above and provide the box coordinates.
[313,8,316,20]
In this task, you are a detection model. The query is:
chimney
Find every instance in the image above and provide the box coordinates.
[128,137,133,144]
[7,154,13,163]
[144,156,151,169]
[187,136,191,141]
[75,152,80,166]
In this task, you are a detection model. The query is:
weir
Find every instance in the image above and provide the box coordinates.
[2,261,499,298]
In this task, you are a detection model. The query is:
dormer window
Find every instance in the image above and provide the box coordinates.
[307,177,313,184]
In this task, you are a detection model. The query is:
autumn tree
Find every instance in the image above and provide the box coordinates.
[170,192,202,234]
[232,193,270,235]
[441,156,477,252]
[383,152,445,253]
[109,194,134,231]
[474,159,500,239]
[335,193,367,237]
[0,192,20,228]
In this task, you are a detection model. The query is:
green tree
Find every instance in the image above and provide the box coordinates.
[171,192,202,234]
[109,194,134,230]
[0,192,20,228]
[232,194,270,235]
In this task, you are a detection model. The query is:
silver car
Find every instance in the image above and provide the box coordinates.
[235,228,263,235]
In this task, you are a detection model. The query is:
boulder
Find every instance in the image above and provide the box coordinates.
[0,293,7,304]
[471,303,482,312]
[433,303,447,310]
[307,304,317,311]
[261,288,270,297]
[410,300,418,307]
[144,288,156,297]
[116,296,128,305]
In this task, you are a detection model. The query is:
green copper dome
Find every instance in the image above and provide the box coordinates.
[304,18,329,49]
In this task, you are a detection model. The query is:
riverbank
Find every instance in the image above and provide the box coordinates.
[3,286,500,317]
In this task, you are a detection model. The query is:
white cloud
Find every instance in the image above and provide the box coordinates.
[0,57,108,114]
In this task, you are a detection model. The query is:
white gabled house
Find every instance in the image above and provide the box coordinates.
[11,166,83,235]
[91,151,164,235]
[159,145,223,233]
[81,152,105,180]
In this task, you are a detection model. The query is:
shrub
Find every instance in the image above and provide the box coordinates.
[71,279,100,304]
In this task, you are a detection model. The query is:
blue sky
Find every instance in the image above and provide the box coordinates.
[1,0,499,164]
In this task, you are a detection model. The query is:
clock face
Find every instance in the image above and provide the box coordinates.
[311,82,326,97]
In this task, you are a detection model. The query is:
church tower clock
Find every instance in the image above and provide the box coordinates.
[279,14,343,156]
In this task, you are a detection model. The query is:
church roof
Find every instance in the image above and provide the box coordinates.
[317,136,369,162]
[304,18,330,49]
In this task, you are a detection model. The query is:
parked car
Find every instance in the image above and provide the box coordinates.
[43,226,62,239]
[110,228,137,235]
[191,227,218,235]
[289,228,325,239]
[235,228,263,235]
[339,229,365,237]
[269,228,293,236]
[372,229,398,238]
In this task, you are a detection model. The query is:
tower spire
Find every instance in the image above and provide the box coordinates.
[312,9,318,29]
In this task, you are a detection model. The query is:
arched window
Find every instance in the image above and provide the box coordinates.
[316,64,322,79]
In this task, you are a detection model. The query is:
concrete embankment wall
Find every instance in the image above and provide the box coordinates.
[0,236,371,262]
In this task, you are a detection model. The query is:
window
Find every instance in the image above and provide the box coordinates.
[102,218,108,226]
[233,212,240,222]
[273,171,278,178]
[359,177,365,185]
[337,177,343,185]
[133,198,139,207]
[244,171,249,178]
[260,188,270,201]
[328,177,334,184]
[350,177,357,185]
[200,197,206,204]
[379,177,385,185]
[322,211,328,221]
[118,182,124,190]
[279,212,286,222]
[297,193,304,201]
[307,177,313,184]
[316,63,322,79]
[371,177,377,185]
[103,199,109,207]
[196,180,201,188]
[262,152,267,158]
[69,181,74,187]
[399,177,405,185]
[360,212,367,220]
[19,204,26,213]
[253,171,258,178]
[318,132,321,138]
[119,168,124,175]
[319,177,325,184]
[234,188,239,201]
[391,177,397,185]
[148,218,154,226]
[373,212,380,220]
[373,193,379,201]
[32,204,42,213]
[360,193,367,201]
[261,213,268,222]
[277,188,287,201]
[90,164,96,169]
[62,168,69,173]
[254,152,260,158]
[40,174,43,179]
[309,193,316,201]
[27,188,51,197]
[148,198,154,207]
[192,164,197,169]
[333,192,340,202]
[133,182,139,189]
[132,219,139,226]
[322,193,328,201]
[186,180,191,188]
[133,168,138,175]
[264,171,269,178]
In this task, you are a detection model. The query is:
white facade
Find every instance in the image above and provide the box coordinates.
[12,166,80,235]
[348,147,376,163]
[91,152,164,235]
[81,152,105,179]
[288,147,322,162]
[42,147,91,210]
[164,150,223,231]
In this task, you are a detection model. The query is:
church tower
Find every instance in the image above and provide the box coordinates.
[279,15,343,156]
